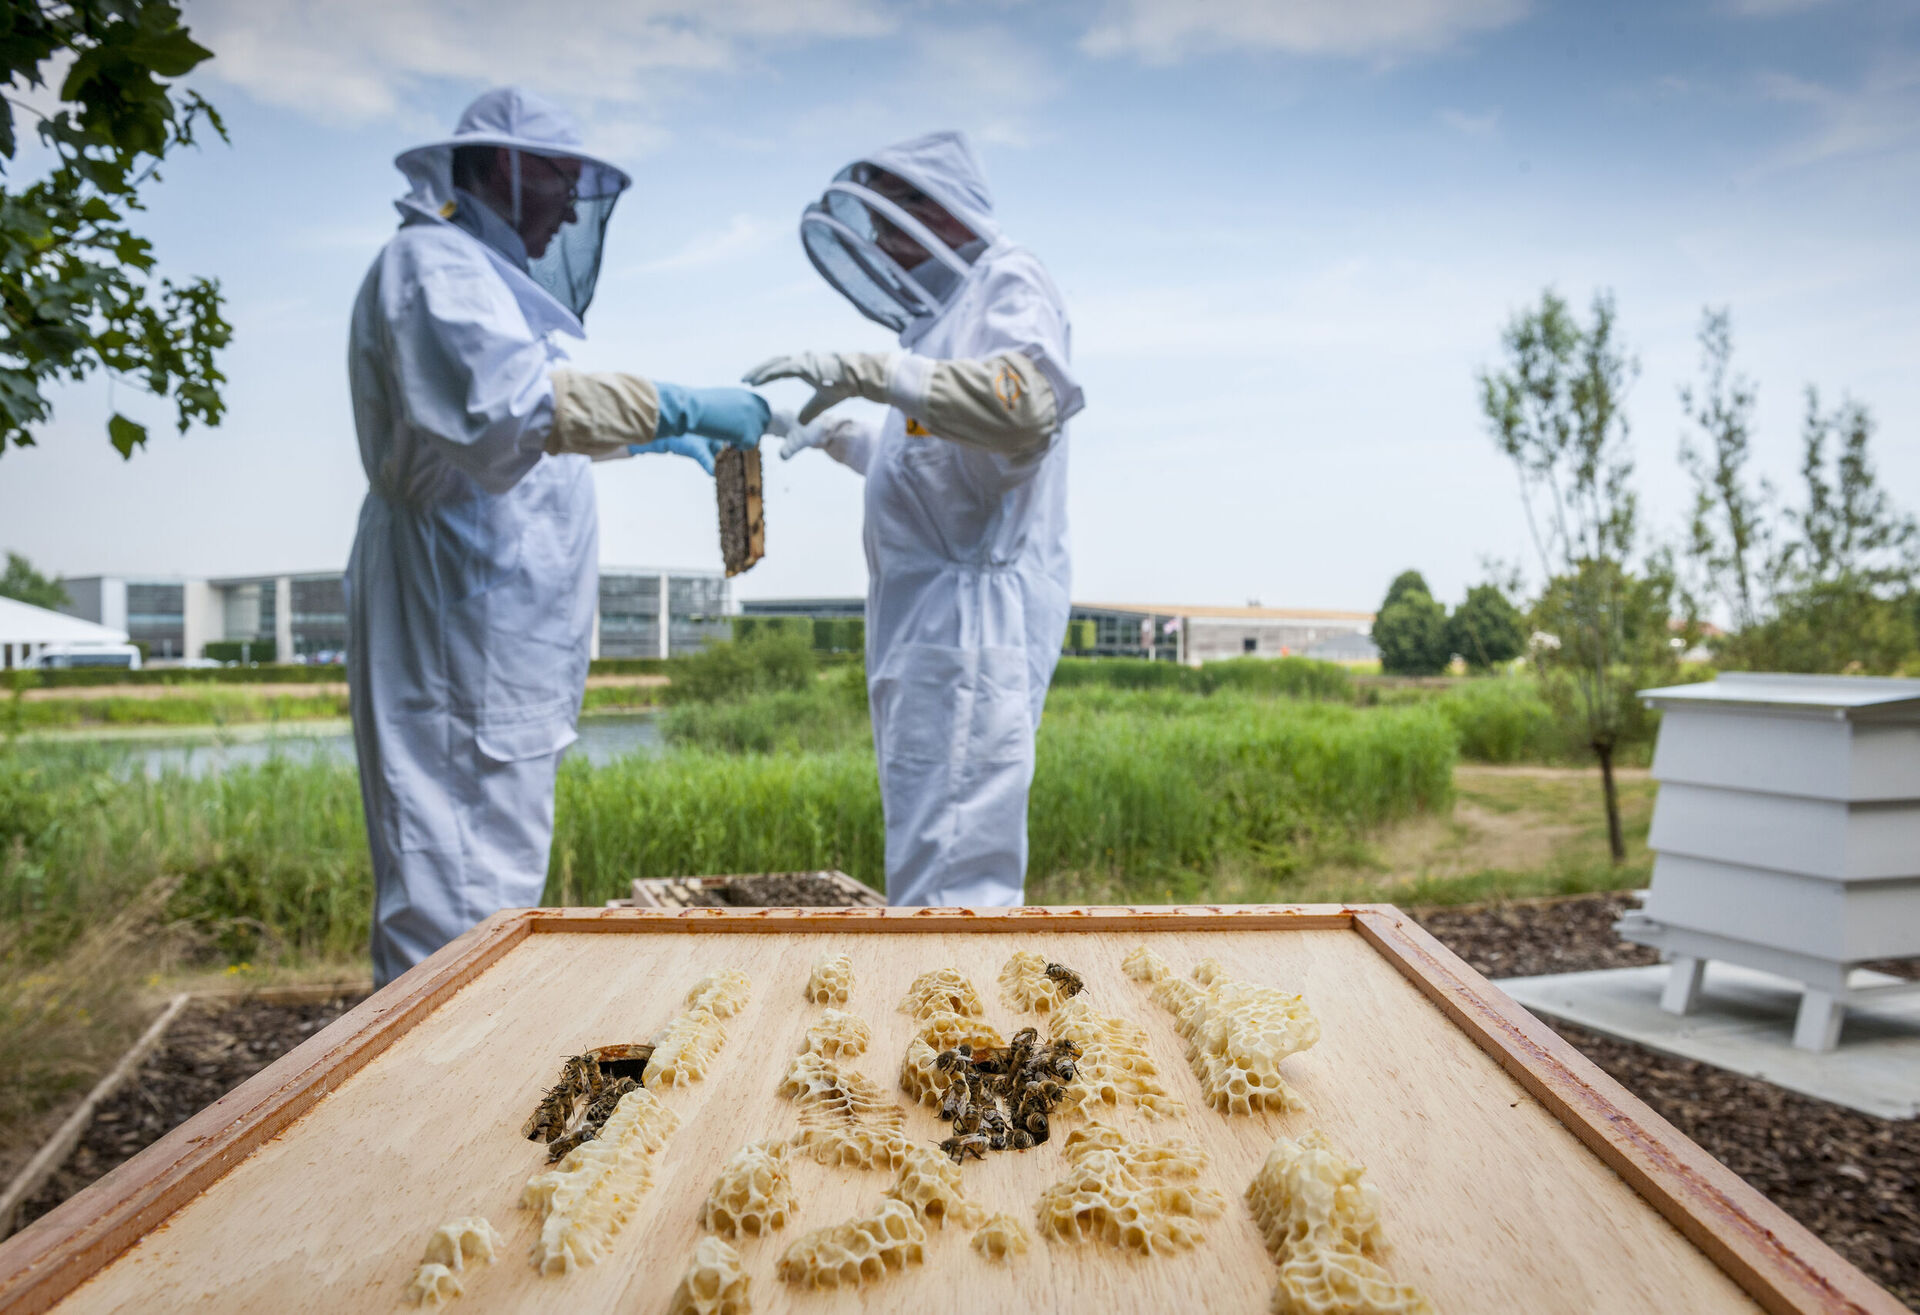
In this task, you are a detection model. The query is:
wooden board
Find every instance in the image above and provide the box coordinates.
[0,906,1902,1315]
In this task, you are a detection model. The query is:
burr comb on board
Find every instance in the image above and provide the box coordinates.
[716,446,765,577]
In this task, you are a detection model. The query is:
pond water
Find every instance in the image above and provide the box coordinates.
[30,714,666,778]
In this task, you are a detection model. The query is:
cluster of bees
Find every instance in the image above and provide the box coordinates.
[522,1043,653,1162]
[934,1026,1082,1164]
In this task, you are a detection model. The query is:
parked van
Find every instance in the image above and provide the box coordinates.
[31,643,143,670]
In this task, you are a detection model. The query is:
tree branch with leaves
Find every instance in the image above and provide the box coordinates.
[1,0,229,457]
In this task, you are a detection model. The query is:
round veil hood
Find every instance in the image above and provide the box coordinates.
[800,129,1003,335]
[395,87,632,321]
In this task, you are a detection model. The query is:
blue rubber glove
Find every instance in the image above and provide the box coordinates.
[655,383,771,449]
[627,435,722,475]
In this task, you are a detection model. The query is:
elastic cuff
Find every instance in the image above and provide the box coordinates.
[884,352,935,415]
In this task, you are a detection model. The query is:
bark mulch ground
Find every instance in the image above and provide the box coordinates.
[12,890,1916,1308]
[1415,893,1918,1310]
[16,992,364,1231]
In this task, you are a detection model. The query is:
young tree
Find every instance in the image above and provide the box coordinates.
[1678,308,1778,650]
[1479,289,1659,863]
[2,1,230,457]
[0,551,70,609]
[1447,583,1525,671]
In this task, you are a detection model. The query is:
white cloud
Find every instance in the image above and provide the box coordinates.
[1756,56,1920,170]
[623,213,780,274]
[1081,0,1530,66]
[1440,106,1500,136]
[187,0,897,130]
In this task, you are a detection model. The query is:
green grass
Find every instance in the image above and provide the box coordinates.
[0,690,1457,965]
[9,688,350,731]
[1051,655,1355,700]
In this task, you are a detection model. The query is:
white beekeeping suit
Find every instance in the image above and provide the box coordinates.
[347,87,766,985]
[748,131,1085,907]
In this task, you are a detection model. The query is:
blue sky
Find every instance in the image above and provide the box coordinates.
[2,0,1915,614]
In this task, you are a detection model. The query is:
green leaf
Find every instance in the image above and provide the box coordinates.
[108,412,148,458]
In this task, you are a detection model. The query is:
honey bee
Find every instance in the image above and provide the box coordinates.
[1023,1109,1050,1144]
[938,1133,990,1164]
[982,1106,1010,1151]
[543,1077,638,1161]
[521,1054,594,1141]
[1009,1129,1035,1152]
[521,1045,652,1142]
[934,1047,971,1076]
[1044,963,1084,999]
[939,1079,970,1123]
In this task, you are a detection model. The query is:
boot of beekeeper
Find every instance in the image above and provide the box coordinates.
[746,130,1085,908]
[347,86,773,986]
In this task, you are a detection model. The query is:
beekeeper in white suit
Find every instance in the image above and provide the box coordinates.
[746,131,1084,907]
[348,87,773,985]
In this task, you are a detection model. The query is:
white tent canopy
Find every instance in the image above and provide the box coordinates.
[0,594,128,667]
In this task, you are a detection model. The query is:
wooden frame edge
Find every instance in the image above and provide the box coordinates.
[526,902,1359,932]
[0,909,536,1315]
[1352,907,1905,1315]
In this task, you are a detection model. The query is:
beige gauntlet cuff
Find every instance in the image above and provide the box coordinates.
[884,352,1059,457]
[546,369,661,458]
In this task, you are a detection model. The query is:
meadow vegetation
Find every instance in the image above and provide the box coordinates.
[1,638,1649,1134]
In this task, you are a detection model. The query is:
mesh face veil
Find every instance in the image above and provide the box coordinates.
[393,87,632,329]
[800,163,982,332]
[512,149,624,320]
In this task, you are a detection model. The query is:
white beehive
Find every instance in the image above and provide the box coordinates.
[1619,672,1920,1050]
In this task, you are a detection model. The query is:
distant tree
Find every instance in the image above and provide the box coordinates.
[1381,570,1432,615]
[1373,573,1450,675]
[0,551,70,609]
[1447,583,1524,671]
[1479,289,1667,863]
[1,1,231,457]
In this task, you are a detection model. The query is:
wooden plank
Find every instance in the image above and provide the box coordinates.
[0,910,535,1315]
[1352,908,1907,1315]
[0,995,191,1239]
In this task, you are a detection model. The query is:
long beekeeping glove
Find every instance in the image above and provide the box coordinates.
[743,350,1062,459]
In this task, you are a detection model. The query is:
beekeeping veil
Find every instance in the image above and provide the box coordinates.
[395,86,631,322]
[800,130,999,335]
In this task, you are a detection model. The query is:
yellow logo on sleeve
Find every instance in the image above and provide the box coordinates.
[993,365,1025,412]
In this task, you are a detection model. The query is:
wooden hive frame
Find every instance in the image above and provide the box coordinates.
[715,445,764,577]
[0,904,1902,1315]
[616,870,886,909]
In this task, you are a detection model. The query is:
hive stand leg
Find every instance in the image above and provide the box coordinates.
[1791,988,1845,1052]
[1659,955,1707,1016]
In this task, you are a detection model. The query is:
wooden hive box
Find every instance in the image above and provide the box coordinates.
[0,905,1902,1314]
